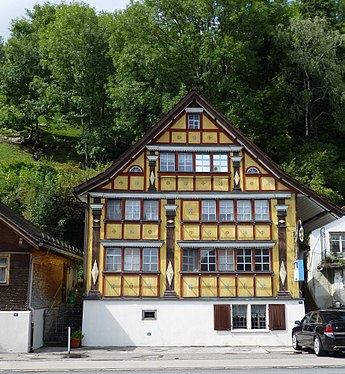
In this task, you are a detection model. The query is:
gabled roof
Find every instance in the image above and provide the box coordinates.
[73,90,344,232]
[0,202,82,260]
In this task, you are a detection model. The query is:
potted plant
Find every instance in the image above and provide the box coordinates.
[70,329,84,348]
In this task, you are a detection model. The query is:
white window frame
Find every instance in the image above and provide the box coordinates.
[330,233,345,254]
[105,248,122,272]
[107,199,122,220]
[200,249,216,271]
[129,166,143,173]
[232,304,267,330]
[182,249,198,272]
[202,200,216,221]
[125,200,141,220]
[254,200,270,221]
[188,114,200,129]
[0,256,9,285]
[237,200,252,221]
[254,249,270,271]
[124,248,140,271]
[236,249,252,271]
[142,248,158,272]
[213,154,228,172]
[246,167,260,174]
[218,249,234,271]
[196,154,210,172]
[219,200,234,221]
[178,153,193,172]
[160,153,175,172]
[143,200,159,221]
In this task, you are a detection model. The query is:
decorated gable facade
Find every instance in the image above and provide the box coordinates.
[73,91,343,347]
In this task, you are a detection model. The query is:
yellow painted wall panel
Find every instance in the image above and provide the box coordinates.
[141,276,158,297]
[156,132,170,143]
[125,153,145,172]
[200,276,217,297]
[202,132,218,143]
[103,276,121,297]
[219,277,236,297]
[188,132,201,143]
[244,154,267,174]
[255,276,272,297]
[100,182,112,190]
[219,225,236,240]
[142,224,159,240]
[245,176,260,191]
[183,225,200,240]
[122,276,140,296]
[106,224,122,239]
[277,181,290,190]
[202,116,218,129]
[195,176,211,191]
[255,225,271,240]
[219,132,234,144]
[201,225,217,240]
[160,176,176,191]
[237,277,254,297]
[178,176,193,191]
[123,224,141,239]
[130,176,144,190]
[261,177,276,190]
[182,277,199,297]
[183,201,199,220]
[213,176,230,191]
[114,176,128,190]
[171,115,186,129]
[172,132,186,143]
[237,225,254,240]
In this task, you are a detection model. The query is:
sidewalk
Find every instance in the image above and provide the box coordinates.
[0,345,344,371]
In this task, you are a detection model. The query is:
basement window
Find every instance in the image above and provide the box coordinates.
[142,310,157,320]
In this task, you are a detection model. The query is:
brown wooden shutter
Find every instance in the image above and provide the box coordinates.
[269,304,286,330]
[214,304,231,330]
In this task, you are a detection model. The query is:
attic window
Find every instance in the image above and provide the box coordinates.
[246,167,260,174]
[188,114,200,129]
[129,166,143,173]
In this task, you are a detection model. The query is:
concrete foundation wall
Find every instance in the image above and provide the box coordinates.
[32,309,45,351]
[82,299,305,347]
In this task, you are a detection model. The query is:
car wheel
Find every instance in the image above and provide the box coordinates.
[314,336,325,356]
[292,333,302,350]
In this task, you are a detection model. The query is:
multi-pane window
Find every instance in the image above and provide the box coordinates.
[219,200,234,221]
[160,153,175,171]
[237,249,252,271]
[125,200,140,220]
[213,154,228,172]
[232,305,248,329]
[218,249,234,271]
[251,305,267,329]
[254,200,270,221]
[182,249,198,272]
[105,247,159,272]
[330,233,345,254]
[143,200,159,221]
[188,114,200,129]
[142,248,158,272]
[255,249,270,271]
[202,200,216,221]
[200,249,216,271]
[0,257,9,284]
[196,154,210,172]
[178,153,193,172]
[237,200,252,221]
[107,199,122,220]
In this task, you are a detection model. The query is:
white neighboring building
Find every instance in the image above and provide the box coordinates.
[308,215,345,309]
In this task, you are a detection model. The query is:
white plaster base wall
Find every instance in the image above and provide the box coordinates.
[0,311,31,353]
[82,299,305,347]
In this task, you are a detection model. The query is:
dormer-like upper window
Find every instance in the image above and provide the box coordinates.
[188,114,200,129]
[246,167,260,174]
[129,166,143,173]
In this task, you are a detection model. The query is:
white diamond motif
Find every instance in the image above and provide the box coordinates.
[166,261,174,286]
[279,261,287,285]
[150,171,155,185]
[91,260,99,285]
[234,171,240,186]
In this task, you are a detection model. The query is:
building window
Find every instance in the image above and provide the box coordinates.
[129,166,143,173]
[251,305,267,329]
[124,248,140,271]
[330,233,345,254]
[107,199,122,220]
[188,114,200,129]
[105,248,122,271]
[255,249,270,271]
[246,167,260,174]
[178,153,193,171]
[237,200,252,221]
[237,249,252,271]
[160,153,175,171]
[202,200,216,221]
[125,200,141,220]
[0,256,9,284]
[232,305,248,329]
[200,249,216,271]
[254,200,270,221]
[142,310,157,320]
[218,249,234,271]
[142,248,158,272]
[232,305,267,330]
[196,154,210,172]
[219,200,234,221]
[182,249,198,272]
[143,200,159,221]
[213,154,228,172]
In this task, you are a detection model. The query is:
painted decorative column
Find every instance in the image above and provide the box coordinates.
[275,200,291,298]
[164,200,178,297]
[147,152,158,191]
[231,153,242,191]
[87,199,103,299]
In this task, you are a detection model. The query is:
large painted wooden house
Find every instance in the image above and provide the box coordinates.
[73,91,343,347]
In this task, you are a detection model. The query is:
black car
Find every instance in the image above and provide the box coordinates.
[292,309,345,356]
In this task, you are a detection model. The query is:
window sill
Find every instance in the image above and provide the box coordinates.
[103,271,160,275]
[230,329,270,333]
[104,219,161,224]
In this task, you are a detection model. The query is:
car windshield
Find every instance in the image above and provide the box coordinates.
[321,311,345,323]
